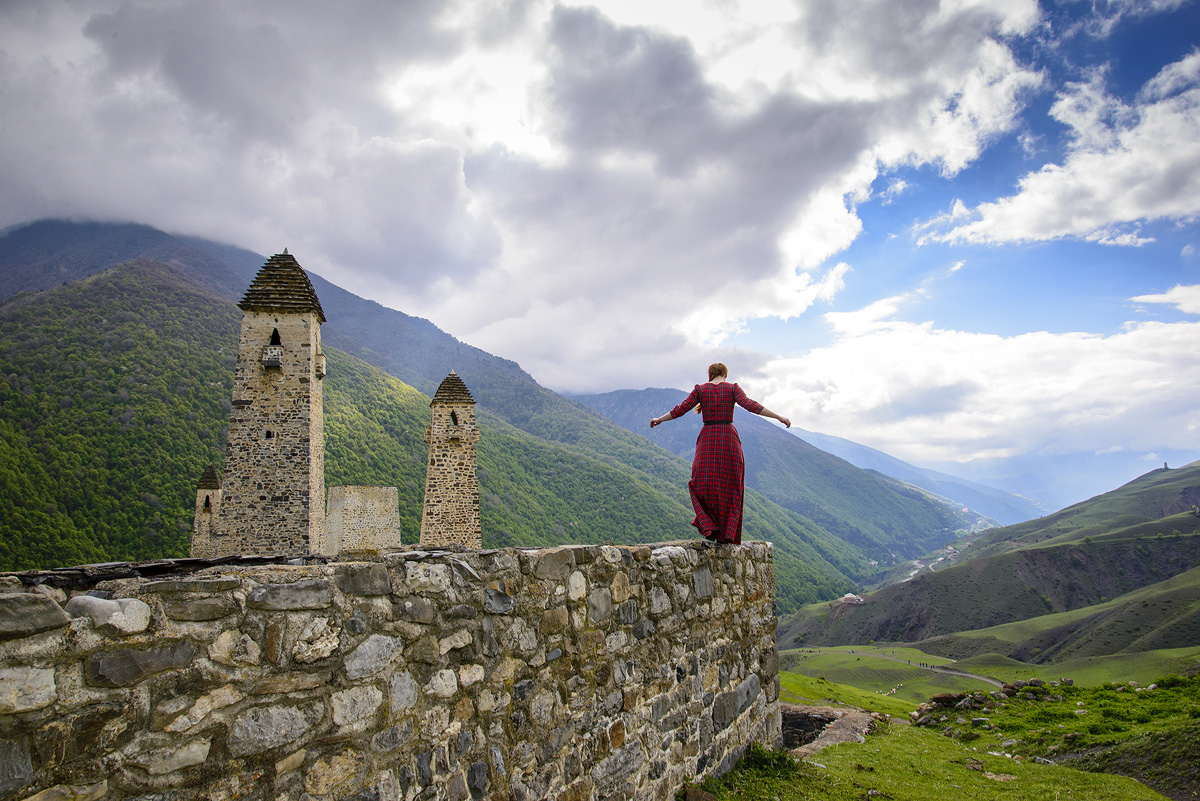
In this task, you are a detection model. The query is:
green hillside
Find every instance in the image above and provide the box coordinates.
[912,565,1200,664]
[962,462,1200,560]
[0,258,857,612]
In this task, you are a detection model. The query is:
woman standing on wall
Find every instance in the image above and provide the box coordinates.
[650,363,791,545]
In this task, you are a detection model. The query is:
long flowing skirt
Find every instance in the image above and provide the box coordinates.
[688,424,745,544]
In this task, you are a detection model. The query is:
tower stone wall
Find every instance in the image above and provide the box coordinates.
[190,465,222,558]
[420,371,481,549]
[191,252,329,557]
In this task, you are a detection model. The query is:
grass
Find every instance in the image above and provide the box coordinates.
[781,645,998,706]
[684,727,1168,801]
[955,646,1200,686]
[780,671,917,718]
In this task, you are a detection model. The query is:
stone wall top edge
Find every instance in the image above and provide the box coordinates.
[1,539,773,590]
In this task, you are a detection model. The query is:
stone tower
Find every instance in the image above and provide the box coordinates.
[189,465,222,558]
[193,251,329,557]
[419,371,481,549]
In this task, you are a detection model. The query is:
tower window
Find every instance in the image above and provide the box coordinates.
[450,411,459,426]
[269,328,282,346]
[265,430,274,439]
[203,495,211,509]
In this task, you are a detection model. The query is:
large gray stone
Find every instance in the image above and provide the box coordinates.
[533,548,574,580]
[0,667,57,713]
[735,674,761,715]
[712,691,738,731]
[345,634,401,680]
[334,564,391,597]
[692,566,714,599]
[393,597,435,624]
[0,737,32,798]
[84,642,195,688]
[65,596,151,635]
[390,671,418,712]
[162,596,239,621]
[142,578,241,593]
[227,704,319,756]
[592,742,645,790]
[483,589,514,615]
[0,594,70,640]
[587,588,612,624]
[648,586,672,617]
[246,579,333,610]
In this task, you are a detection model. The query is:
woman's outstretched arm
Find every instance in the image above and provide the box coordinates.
[758,407,791,428]
[650,386,700,427]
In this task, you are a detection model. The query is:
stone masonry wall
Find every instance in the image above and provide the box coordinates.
[0,541,779,801]
[214,310,326,557]
[328,486,403,555]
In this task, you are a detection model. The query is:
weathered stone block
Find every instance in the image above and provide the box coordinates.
[332,685,383,730]
[227,704,320,757]
[246,579,333,610]
[539,605,569,636]
[587,588,612,624]
[334,564,391,597]
[130,738,211,775]
[534,548,575,580]
[393,597,435,624]
[17,780,107,801]
[142,578,241,594]
[345,634,401,680]
[390,671,418,712]
[0,594,69,641]
[84,642,195,688]
[162,596,239,621]
[484,589,514,615]
[0,737,32,798]
[692,567,714,599]
[64,596,151,635]
[0,667,57,714]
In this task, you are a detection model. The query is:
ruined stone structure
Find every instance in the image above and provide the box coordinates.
[328,486,403,555]
[420,372,481,550]
[0,541,780,801]
[192,252,329,558]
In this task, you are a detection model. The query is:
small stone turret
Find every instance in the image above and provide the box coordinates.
[190,465,222,557]
[419,371,481,549]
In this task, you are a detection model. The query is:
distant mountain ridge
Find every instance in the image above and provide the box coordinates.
[776,460,1200,659]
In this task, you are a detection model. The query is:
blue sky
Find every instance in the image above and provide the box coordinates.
[1,0,1197,506]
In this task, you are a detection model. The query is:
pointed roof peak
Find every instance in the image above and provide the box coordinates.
[197,464,222,489]
[431,371,475,405]
[238,252,326,323]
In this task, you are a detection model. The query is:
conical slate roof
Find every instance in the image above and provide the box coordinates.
[238,252,326,323]
[197,464,222,490]
[430,370,475,405]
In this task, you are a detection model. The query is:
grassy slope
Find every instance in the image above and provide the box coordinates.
[963,463,1200,561]
[911,565,1200,664]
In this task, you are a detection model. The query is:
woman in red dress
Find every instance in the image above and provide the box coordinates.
[650,363,791,544]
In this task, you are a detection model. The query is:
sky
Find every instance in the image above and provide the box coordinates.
[2,0,1199,505]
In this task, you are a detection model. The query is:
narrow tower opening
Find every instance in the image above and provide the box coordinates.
[269,328,282,346]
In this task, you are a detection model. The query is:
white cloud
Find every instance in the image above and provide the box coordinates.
[927,51,1200,246]
[752,310,1200,464]
[1132,284,1200,315]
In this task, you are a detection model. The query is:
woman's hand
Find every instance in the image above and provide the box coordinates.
[650,415,666,428]
[780,417,791,429]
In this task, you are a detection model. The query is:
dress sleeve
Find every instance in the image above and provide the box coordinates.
[732,383,764,415]
[668,386,702,419]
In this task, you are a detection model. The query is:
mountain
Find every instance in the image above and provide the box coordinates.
[785,426,1046,525]
[776,461,1200,649]
[0,247,860,613]
[575,388,990,564]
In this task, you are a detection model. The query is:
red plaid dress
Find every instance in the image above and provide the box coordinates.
[668,382,764,544]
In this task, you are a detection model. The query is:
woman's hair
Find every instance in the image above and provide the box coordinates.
[708,362,728,381]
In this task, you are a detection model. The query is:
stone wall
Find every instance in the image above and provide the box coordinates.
[328,486,403,555]
[0,541,780,801]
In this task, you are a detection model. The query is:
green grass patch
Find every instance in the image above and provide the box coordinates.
[684,727,1168,801]
[952,646,1200,686]
[781,645,996,706]
[779,672,916,718]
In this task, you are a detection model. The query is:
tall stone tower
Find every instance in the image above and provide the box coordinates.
[194,251,329,557]
[419,371,481,549]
